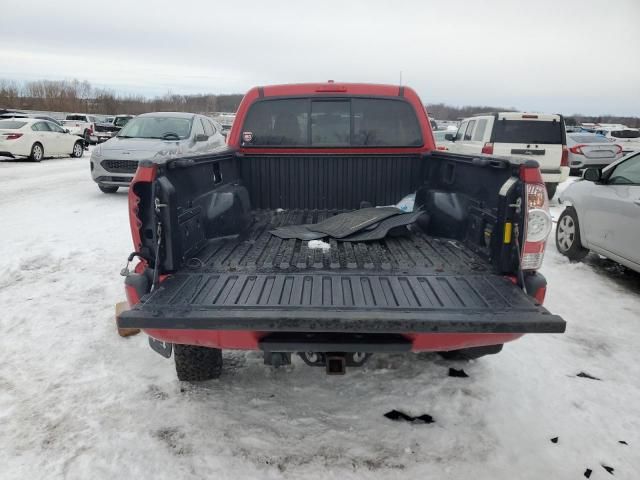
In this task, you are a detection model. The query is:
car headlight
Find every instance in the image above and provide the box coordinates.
[526,209,552,242]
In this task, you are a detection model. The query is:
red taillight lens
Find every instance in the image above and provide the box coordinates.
[3,133,23,140]
[519,165,552,271]
[481,142,494,154]
[614,144,623,155]
[569,144,584,155]
[128,164,157,252]
[561,146,569,167]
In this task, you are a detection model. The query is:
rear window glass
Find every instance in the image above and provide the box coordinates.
[0,120,27,129]
[569,134,611,143]
[351,99,422,146]
[312,101,350,145]
[66,115,87,121]
[610,130,640,139]
[243,99,309,145]
[242,97,422,147]
[493,119,563,144]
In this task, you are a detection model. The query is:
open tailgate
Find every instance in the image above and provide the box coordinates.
[118,272,565,334]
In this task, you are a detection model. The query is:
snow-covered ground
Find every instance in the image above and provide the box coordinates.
[1,154,639,480]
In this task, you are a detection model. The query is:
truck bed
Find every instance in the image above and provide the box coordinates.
[119,209,564,334]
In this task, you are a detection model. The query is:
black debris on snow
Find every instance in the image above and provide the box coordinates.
[384,410,435,424]
[448,368,469,378]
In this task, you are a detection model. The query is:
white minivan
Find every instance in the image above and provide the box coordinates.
[446,112,569,198]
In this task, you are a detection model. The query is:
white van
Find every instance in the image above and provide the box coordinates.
[446,112,569,198]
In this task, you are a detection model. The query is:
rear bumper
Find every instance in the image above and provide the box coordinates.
[569,157,618,169]
[141,329,525,353]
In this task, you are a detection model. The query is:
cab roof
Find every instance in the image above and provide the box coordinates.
[255,82,411,98]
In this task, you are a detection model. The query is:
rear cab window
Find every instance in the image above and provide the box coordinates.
[493,116,564,144]
[241,97,422,147]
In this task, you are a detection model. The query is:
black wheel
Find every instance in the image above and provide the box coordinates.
[556,207,589,261]
[174,344,223,381]
[545,183,558,200]
[98,185,119,194]
[30,142,44,162]
[439,344,503,361]
[71,141,84,158]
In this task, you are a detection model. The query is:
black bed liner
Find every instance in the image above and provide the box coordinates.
[118,210,565,333]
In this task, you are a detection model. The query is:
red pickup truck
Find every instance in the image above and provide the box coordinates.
[117,82,564,381]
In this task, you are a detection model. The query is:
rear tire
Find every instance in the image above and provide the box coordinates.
[545,183,558,200]
[438,344,503,361]
[98,185,119,194]
[174,344,223,381]
[30,142,44,162]
[556,207,589,261]
[71,141,84,158]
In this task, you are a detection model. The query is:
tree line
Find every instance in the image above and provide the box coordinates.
[1,78,638,127]
[0,79,242,115]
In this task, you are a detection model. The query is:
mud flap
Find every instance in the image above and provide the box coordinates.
[149,337,173,358]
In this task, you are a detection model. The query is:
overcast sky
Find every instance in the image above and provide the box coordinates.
[1,0,638,115]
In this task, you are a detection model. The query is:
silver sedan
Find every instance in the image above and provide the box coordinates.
[90,112,226,193]
[566,133,623,175]
[556,152,640,272]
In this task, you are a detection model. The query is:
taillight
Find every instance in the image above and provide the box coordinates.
[3,133,23,140]
[569,144,584,155]
[481,142,494,154]
[614,144,623,156]
[128,163,157,253]
[519,165,552,271]
[561,146,569,167]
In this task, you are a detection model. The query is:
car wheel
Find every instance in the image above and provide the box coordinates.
[30,143,44,162]
[555,207,589,261]
[174,344,223,381]
[545,183,558,200]
[438,344,503,361]
[71,141,84,158]
[98,185,119,194]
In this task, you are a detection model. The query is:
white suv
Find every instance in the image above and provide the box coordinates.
[446,112,569,198]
